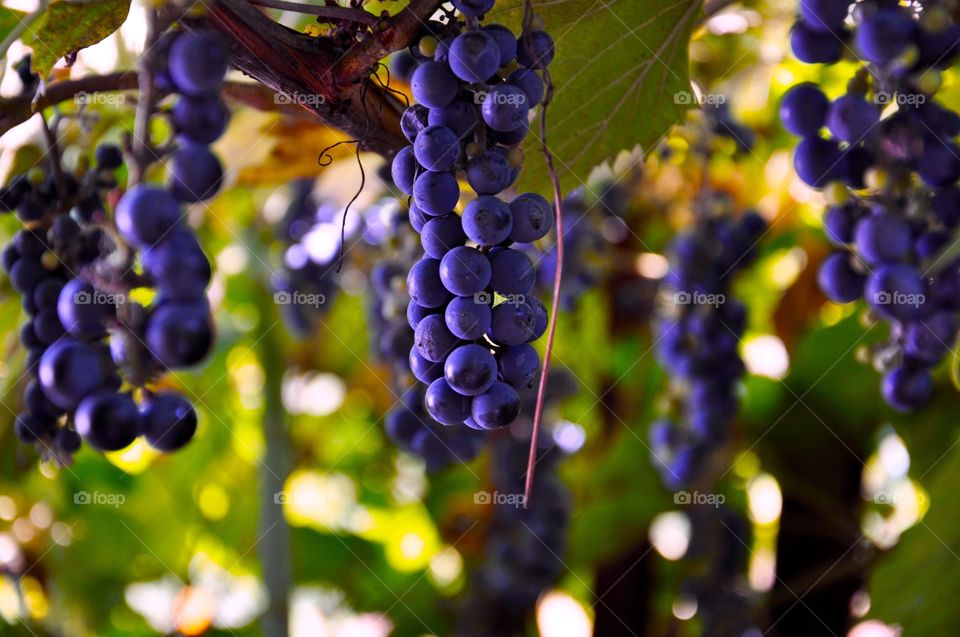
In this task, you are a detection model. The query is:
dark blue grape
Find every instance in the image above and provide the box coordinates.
[490,301,535,345]
[74,391,140,451]
[407,301,438,329]
[882,365,933,413]
[401,104,431,143]
[451,0,494,18]
[444,295,492,339]
[168,31,229,96]
[425,377,472,425]
[38,338,108,410]
[444,344,497,396]
[508,68,544,106]
[449,31,501,83]
[414,313,459,362]
[467,150,514,195]
[856,8,915,65]
[171,95,229,145]
[903,313,956,364]
[854,211,911,264]
[471,381,520,429]
[509,193,553,243]
[57,278,113,339]
[463,196,513,246]
[408,258,451,308]
[791,19,843,64]
[142,230,211,300]
[428,100,479,137]
[96,143,124,169]
[799,0,848,34]
[421,214,466,259]
[411,61,459,108]
[115,185,183,247]
[146,302,213,368]
[490,248,535,295]
[481,84,530,132]
[169,143,223,203]
[482,24,518,67]
[826,93,879,143]
[780,82,830,137]
[818,252,863,303]
[866,263,927,320]
[439,246,492,296]
[391,146,419,195]
[140,391,198,451]
[794,136,843,187]
[414,124,460,171]
[413,171,459,216]
[917,142,960,188]
[410,346,445,383]
[498,343,539,390]
[516,30,555,68]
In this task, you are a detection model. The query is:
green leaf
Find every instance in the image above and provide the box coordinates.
[0,7,26,44]
[492,0,701,195]
[868,436,960,633]
[27,0,131,78]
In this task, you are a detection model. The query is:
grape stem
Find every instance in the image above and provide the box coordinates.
[129,7,159,186]
[523,10,564,509]
[245,0,380,26]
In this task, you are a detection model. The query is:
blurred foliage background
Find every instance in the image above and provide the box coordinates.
[0,0,953,636]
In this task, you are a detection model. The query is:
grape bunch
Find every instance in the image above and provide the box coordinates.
[783,1,960,411]
[457,434,571,636]
[0,28,230,459]
[368,199,486,470]
[649,210,765,489]
[271,181,362,336]
[393,0,556,431]
[682,505,758,637]
[536,181,629,310]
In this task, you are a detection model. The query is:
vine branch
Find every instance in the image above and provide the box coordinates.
[245,0,381,26]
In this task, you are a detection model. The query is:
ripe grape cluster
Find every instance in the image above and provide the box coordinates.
[393,0,556,431]
[783,1,960,411]
[369,199,486,470]
[457,435,571,636]
[649,210,765,488]
[0,29,229,459]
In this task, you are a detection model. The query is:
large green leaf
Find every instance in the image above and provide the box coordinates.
[493,0,701,195]
[27,0,131,78]
[868,436,960,633]
[0,7,26,44]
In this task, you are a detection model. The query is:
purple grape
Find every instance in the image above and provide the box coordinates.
[411,61,459,108]
[794,136,843,187]
[853,211,911,264]
[449,31,501,83]
[425,377,472,425]
[490,248,535,295]
[410,346,445,383]
[428,100,479,137]
[471,381,520,429]
[401,104,430,143]
[799,0,848,34]
[509,193,553,242]
[38,339,109,410]
[791,19,843,64]
[444,295,492,340]
[444,344,497,396]
[95,143,123,169]
[463,196,513,245]
[451,0,494,18]
[169,143,223,203]
[467,150,514,195]
[439,246,492,296]
[817,252,863,303]
[391,146,419,195]
[482,24,518,67]
[421,214,466,258]
[142,230,211,300]
[481,84,530,132]
[115,185,183,247]
[856,8,915,65]
[140,391,198,451]
[826,93,879,143]
[516,30,555,69]
[413,171,459,216]
[490,301,536,346]
[882,366,933,413]
[508,68,544,106]
[57,278,113,339]
[498,343,539,390]
[171,95,229,145]
[414,125,461,171]
[917,142,960,188]
[168,31,229,96]
[414,313,460,363]
[866,263,927,320]
[408,258,451,308]
[75,391,140,451]
[145,302,213,368]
